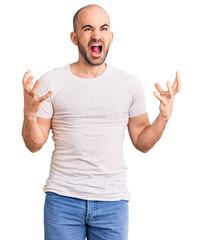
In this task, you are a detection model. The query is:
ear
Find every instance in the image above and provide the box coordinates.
[110,31,114,44]
[70,32,78,46]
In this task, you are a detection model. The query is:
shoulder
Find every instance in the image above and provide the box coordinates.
[107,65,128,77]
[107,65,141,85]
[41,64,69,81]
[38,64,69,98]
[39,64,70,93]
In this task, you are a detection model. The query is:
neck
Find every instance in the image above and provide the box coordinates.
[70,59,107,79]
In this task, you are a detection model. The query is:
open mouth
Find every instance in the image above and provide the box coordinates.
[90,44,102,53]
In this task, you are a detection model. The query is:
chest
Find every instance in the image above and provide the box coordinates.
[52,80,132,121]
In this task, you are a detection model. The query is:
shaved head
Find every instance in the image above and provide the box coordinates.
[70,4,113,66]
[73,4,110,32]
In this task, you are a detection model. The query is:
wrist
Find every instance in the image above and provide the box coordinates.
[23,107,38,120]
[24,114,37,121]
[158,112,170,122]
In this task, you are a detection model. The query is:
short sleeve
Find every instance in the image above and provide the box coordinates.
[36,73,53,118]
[128,75,147,118]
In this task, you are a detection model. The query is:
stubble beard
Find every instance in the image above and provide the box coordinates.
[77,39,110,66]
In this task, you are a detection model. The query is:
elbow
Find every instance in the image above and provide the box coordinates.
[28,142,44,153]
[22,134,43,153]
[135,144,151,153]
[25,143,42,153]
[21,128,45,153]
[138,147,150,153]
[29,147,41,153]
[141,148,150,153]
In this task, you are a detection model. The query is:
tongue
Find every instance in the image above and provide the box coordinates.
[91,46,100,53]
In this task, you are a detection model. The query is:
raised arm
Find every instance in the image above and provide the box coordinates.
[128,71,181,153]
[22,70,52,153]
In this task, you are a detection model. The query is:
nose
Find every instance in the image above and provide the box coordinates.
[91,29,102,42]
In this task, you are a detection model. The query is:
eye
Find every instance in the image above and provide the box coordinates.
[84,28,92,31]
[101,27,108,31]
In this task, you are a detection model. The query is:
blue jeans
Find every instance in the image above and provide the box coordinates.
[44,192,129,240]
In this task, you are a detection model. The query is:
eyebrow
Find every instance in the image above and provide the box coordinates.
[101,24,110,28]
[82,24,93,29]
[81,24,110,30]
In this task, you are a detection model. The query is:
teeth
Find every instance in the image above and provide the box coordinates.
[92,44,101,46]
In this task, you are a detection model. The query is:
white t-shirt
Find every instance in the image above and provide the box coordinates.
[36,63,146,201]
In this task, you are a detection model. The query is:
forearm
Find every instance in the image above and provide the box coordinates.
[22,116,46,153]
[136,113,168,153]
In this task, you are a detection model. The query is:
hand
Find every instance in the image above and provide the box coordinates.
[153,71,181,121]
[22,70,52,118]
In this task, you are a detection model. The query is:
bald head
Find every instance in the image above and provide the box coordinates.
[73,4,110,32]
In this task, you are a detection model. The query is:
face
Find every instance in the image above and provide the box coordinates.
[71,7,113,66]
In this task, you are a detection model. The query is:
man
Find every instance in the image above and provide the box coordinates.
[22,4,181,240]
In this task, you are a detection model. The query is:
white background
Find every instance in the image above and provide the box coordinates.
[0,0,202,239]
